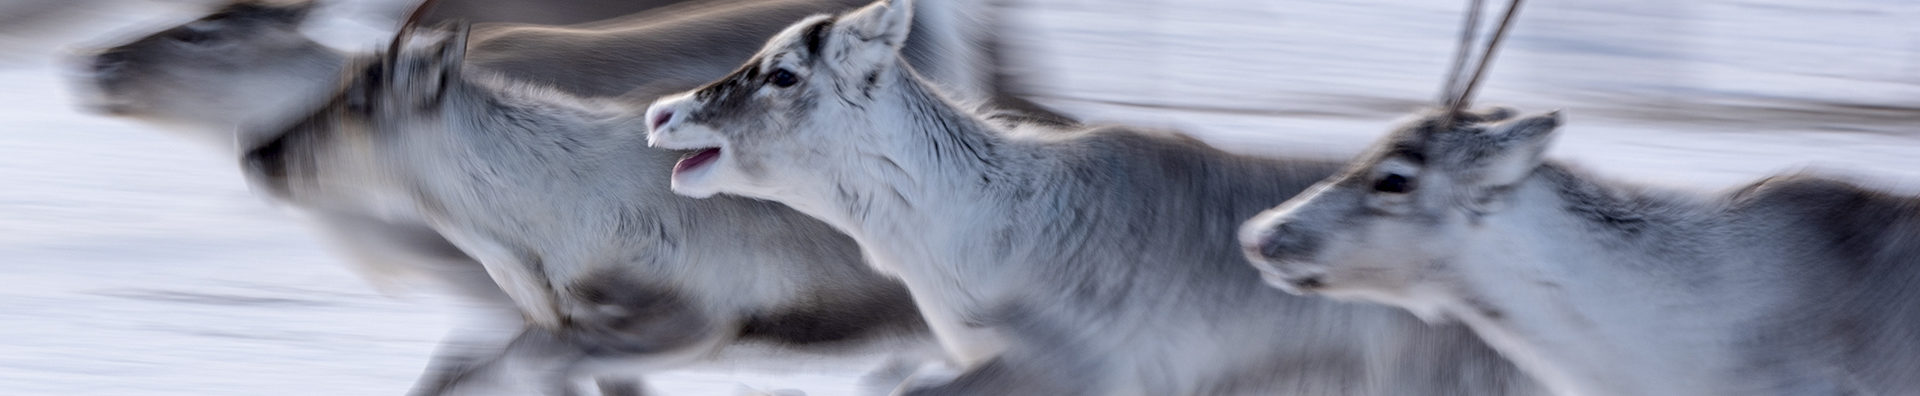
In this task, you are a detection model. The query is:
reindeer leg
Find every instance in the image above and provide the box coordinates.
[893,356,1094,396]
[594,378,647,396]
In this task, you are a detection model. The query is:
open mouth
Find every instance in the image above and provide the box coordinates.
[1260,271,1325,294]
[84,99,135,115]
[673,147,721,176]
[67,78,134,115]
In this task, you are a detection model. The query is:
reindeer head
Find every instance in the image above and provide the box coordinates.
[1238,108,1561,315]
[643,0,918,203]
[240,23,470,214]
[73,0,338,144]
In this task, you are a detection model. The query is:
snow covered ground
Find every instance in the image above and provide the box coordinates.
[1,0,1915,395]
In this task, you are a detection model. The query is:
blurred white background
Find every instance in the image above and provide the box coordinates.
[0,0,1915,394]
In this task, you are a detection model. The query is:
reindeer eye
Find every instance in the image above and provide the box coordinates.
[348,91,373,113]
[347,66,382,113]
[346,87,374,114]
[1373,174,1413,194]
[767,68,798,88]
[171,19,228,45]
[170,29,211,45]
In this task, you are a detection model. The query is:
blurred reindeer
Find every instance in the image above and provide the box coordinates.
[1241,0,1920,393]
[69,0,1034,393]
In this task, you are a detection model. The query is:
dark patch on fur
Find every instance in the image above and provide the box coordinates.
[1724,175,1920,392]
[801,17,836,57]
[737,284,925,347]
[689,56,764,123]
[1731,175,1903,276]
[1387,146,1427,165]
[1459,294,1506,321]
[1537,165,1653,235]
[564,270,716,356]
[979,106,1081,131]
[210,1,312,25]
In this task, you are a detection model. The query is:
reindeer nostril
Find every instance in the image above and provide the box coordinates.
[242,137,288,183]
[650,108,674,131]
[1292,276,1324,290]
[91,51,126,74]
[1258,234,1289,260]
[1255,224,1319,261]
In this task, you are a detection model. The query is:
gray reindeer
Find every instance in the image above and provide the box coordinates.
[71,0,1021,393]
[70,0,1005,149]
[239,25,948,395]
[1240,108,1920,395]
[645,0,1543,394]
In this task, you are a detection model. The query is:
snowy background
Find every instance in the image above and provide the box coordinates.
[1,0,1915,394]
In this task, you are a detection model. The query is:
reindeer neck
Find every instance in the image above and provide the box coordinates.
[880,65,1004,178]
[801,65,1008,232]
[1447,164,1746,395]
[774,65,1025,317]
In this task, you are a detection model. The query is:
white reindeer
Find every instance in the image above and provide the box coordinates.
[645,1,1545,394]
[1240,108,1920,395]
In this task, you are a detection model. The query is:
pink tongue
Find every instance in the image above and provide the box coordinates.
[674,148,721,174]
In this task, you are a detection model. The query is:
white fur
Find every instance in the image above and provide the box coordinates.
[645,0,1020,373]
[1421,186,1748,395]
[649,3,1544,394]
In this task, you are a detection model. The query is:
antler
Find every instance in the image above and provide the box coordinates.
[1437,0,1485,107]
[388,0,443,56]
[1437,0,1526,125]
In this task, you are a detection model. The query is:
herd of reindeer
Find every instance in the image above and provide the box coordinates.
[64,0,1920,395]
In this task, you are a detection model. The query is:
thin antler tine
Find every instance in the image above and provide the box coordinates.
[1452,0,1525,112]
[389,0,443,56]
[1439,0,1486,108]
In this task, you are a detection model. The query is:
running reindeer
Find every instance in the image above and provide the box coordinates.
[646,0,1543,394]
[72,0,1021,394]
[1239,1,1920,394]
[241,24,949,395]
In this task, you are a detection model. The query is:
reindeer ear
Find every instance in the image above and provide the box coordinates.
[232,0,315,24]
[1474,111,1562,187]
[268,0,317,24]
[391,22,469,108]
[433,22,469,77]
[841,0,914,50]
